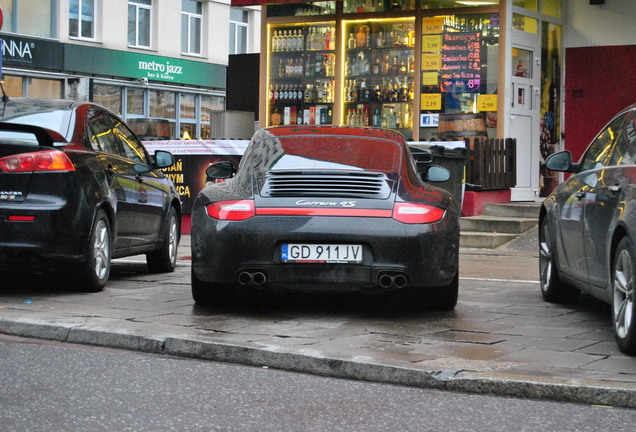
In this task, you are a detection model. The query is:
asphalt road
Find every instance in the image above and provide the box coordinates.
[2,334,635,432]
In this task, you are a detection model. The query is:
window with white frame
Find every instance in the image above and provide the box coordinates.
[128,0,152,48]
[181,0,202,55]
[229,8,248,55]
[69,0,95,39]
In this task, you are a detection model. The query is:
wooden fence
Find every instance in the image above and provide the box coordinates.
[465,137,516,190]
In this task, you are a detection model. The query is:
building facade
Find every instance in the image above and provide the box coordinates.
[0,0,261,140]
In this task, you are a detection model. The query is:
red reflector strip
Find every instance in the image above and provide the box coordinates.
[8,215,36,222]
[256,208,392,217]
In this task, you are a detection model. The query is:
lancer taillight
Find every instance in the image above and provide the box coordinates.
[392,203,445,224]
[0,150,75,172]
[206,200,255,221]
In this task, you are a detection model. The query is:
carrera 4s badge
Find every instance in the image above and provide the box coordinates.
[296,200,357,207]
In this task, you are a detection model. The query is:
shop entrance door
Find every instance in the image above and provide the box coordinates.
[510,40,541,201]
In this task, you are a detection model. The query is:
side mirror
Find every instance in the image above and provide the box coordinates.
[545,150,578,173]
[206,161,235,181]
[154,150,175,168]
[421,165,451,183]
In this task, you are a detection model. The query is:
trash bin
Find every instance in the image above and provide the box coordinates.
[409,144,467,207]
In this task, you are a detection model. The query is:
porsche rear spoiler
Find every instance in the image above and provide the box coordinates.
[0,122,64,147]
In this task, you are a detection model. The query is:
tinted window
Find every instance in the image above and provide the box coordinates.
[579,114,627,172]
[609,110,636,166]
[112,117,150,164]
[87,112,121,155]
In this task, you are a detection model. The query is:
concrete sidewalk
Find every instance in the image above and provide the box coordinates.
[1,233,635,408]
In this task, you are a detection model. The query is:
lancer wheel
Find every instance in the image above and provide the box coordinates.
[612,237,636,354]
[77,209,111,292]
[191,268,235,307]
[539,219,579,303]
[147,207,180,273]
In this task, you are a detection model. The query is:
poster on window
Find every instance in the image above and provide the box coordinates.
[65,77,89,101]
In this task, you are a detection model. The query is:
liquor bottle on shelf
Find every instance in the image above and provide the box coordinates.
[373,109,380,127]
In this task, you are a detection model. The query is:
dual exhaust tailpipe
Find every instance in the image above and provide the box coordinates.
[238,270,267,287]
[378,272,408,290]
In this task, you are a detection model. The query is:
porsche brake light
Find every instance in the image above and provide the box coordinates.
[392,203,445,224]
[206,200,255,221]
[0,150,75,172]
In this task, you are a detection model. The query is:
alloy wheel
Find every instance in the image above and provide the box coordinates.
[93,219,111,281]
[613,248,634,339]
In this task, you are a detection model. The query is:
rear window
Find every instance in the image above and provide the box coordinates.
[252,134,402,174]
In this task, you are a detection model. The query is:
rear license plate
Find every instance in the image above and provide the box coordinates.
[281,244,363,264]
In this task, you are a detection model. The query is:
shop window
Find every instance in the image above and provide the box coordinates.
[267,1,335,18]
[200,95,225,139]
[180,123,196,140]
[180,93,196,120]
[150,90,176,120]
[128,0,152,48]
[513,0,538,11]
[26,77,62,99]
[93,84,123,115]
[69,0,95,39]
[0,0,55,37]
[182,0,202,55]
[541,0,561,18]
[512,13,538,34]
[127,88,145,116]
[344,0,414,14]
[230,8,248,55]
[1,76,24,97]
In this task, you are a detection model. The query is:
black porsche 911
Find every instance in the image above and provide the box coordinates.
[0,98,181,292]
[190,126,460,310]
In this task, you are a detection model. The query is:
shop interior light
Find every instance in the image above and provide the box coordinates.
[455,1,498,5]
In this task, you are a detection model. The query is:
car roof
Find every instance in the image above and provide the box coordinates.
[264,125,405,142]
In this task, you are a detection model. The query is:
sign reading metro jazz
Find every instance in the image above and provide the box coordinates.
[65,44,226,89]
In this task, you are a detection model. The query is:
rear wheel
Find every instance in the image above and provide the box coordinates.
[191,268,235,307]
[539,218,579,303]
[147,206,180,273]
[77,209,111,292]
[612,237,636,355]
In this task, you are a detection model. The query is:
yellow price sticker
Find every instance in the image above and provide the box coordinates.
[421,94,442,111]
[422,17,444,35]
[422,72,439,86]
[421,53,442,70]
[477,94,498,112]
[422,35,442,52]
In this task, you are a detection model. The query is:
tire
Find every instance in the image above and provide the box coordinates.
[191,268,235,307]
[77,209,111,292]
[612,237,636,355]
[539,218,579,303]
[147,206,180,273]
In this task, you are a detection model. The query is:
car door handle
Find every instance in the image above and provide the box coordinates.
[135,174,144,183]
[105,166,115,177]
[608,185,621,193]
[574,192,586,199]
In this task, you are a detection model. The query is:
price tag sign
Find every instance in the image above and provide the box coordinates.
[422,35,442,52]
[422,72,438,86]
[421,53,442,70]
[422,17,444,35]
[420,93,442,111]
[477,94,498,111]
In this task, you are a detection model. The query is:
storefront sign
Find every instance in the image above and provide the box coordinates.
[0,34,64,70]
[65,45,226,89]
[440,32,482,93]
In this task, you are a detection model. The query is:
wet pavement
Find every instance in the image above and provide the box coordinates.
[1,233,635,408]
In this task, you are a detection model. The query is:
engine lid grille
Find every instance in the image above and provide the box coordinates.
[259,171,393,199]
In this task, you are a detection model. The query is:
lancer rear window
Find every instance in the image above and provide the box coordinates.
[0,131,41,146]
[252,135,402,175]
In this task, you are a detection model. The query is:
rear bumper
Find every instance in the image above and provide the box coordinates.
[191,208,459,293]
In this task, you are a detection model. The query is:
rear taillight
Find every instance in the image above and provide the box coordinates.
[392,203,445,224]
[0,150,75,172]
[206,200,255,221]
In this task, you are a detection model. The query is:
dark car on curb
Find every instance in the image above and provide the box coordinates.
[190,125,460,310]
[0,98,181,292]
[540,103,636,354]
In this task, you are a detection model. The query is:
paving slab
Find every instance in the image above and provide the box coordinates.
[1,236,635,408]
